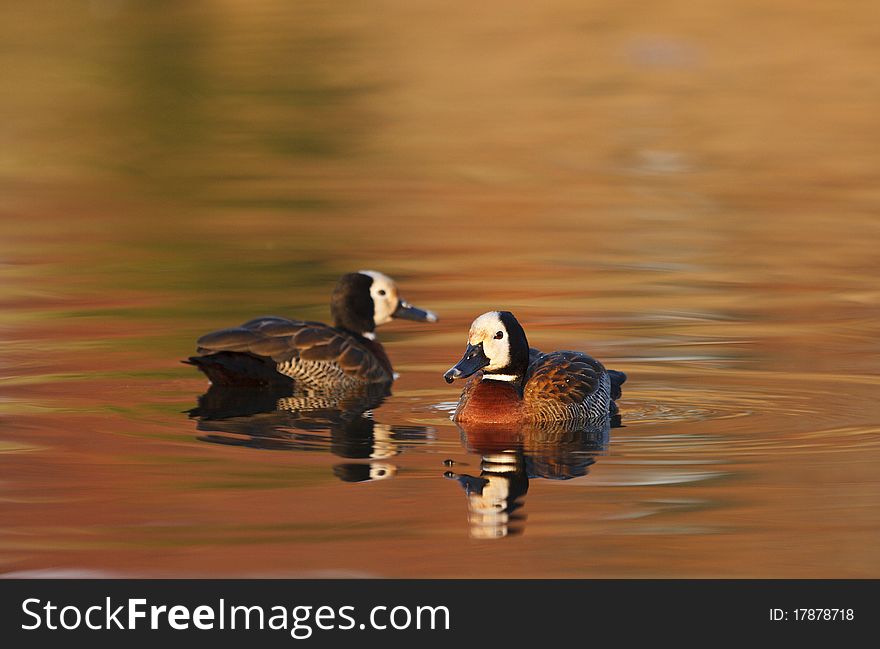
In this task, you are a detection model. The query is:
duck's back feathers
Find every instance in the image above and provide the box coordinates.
[189,316,392,387]
[528,347,544,364]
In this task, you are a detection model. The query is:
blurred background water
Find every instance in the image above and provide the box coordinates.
[1,0,879,577]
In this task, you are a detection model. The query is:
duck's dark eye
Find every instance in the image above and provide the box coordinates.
[494,331,504,339]
[378,290,386,296]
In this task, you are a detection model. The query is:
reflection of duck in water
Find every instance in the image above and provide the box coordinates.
[445,451,529,539]
[185,271,437,388]
[189,383,434,483]
[445,419,611,538]
[444,311,626,424]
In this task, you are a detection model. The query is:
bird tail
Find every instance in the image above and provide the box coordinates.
[183,352,290,387]
[607,369,627,401]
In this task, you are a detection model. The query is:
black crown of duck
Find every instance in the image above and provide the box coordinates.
[186,271,437,388]
[444,311,626,424]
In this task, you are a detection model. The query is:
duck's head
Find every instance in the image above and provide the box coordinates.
[444,311,529,384]
[331,270,438,338]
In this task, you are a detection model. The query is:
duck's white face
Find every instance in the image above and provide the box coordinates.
[467,311,511,373]
[359,270,399,326]
[359,269,438,329]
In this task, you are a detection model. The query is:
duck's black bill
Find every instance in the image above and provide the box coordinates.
[393,300,438,323]
[444,343,490,383]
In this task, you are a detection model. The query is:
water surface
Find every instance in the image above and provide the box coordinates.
[1,0,879,577]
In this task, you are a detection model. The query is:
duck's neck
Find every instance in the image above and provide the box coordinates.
[332,308,375,340]
[336,324,376,341]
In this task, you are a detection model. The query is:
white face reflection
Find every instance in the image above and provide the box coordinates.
[370,423,399,460]
[467,475,511,539]
[467,311,510,372]
[359,270,400,326]
[369,462,397,481]
[466,451,521,539]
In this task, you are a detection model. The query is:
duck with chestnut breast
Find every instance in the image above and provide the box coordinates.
[186,271,437,388]
[443,311,626,425]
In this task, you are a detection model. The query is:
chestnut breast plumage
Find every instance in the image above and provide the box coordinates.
[454,379,524,425]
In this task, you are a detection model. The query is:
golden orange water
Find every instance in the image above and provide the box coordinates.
[1,0,879,577]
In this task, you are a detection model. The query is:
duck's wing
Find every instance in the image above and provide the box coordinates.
[194,317,390,382]
[522,351,609,420]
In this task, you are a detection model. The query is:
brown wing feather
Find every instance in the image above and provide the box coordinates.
[195,317,390,382]
[522,351,606,419]
[240,316,309,336]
